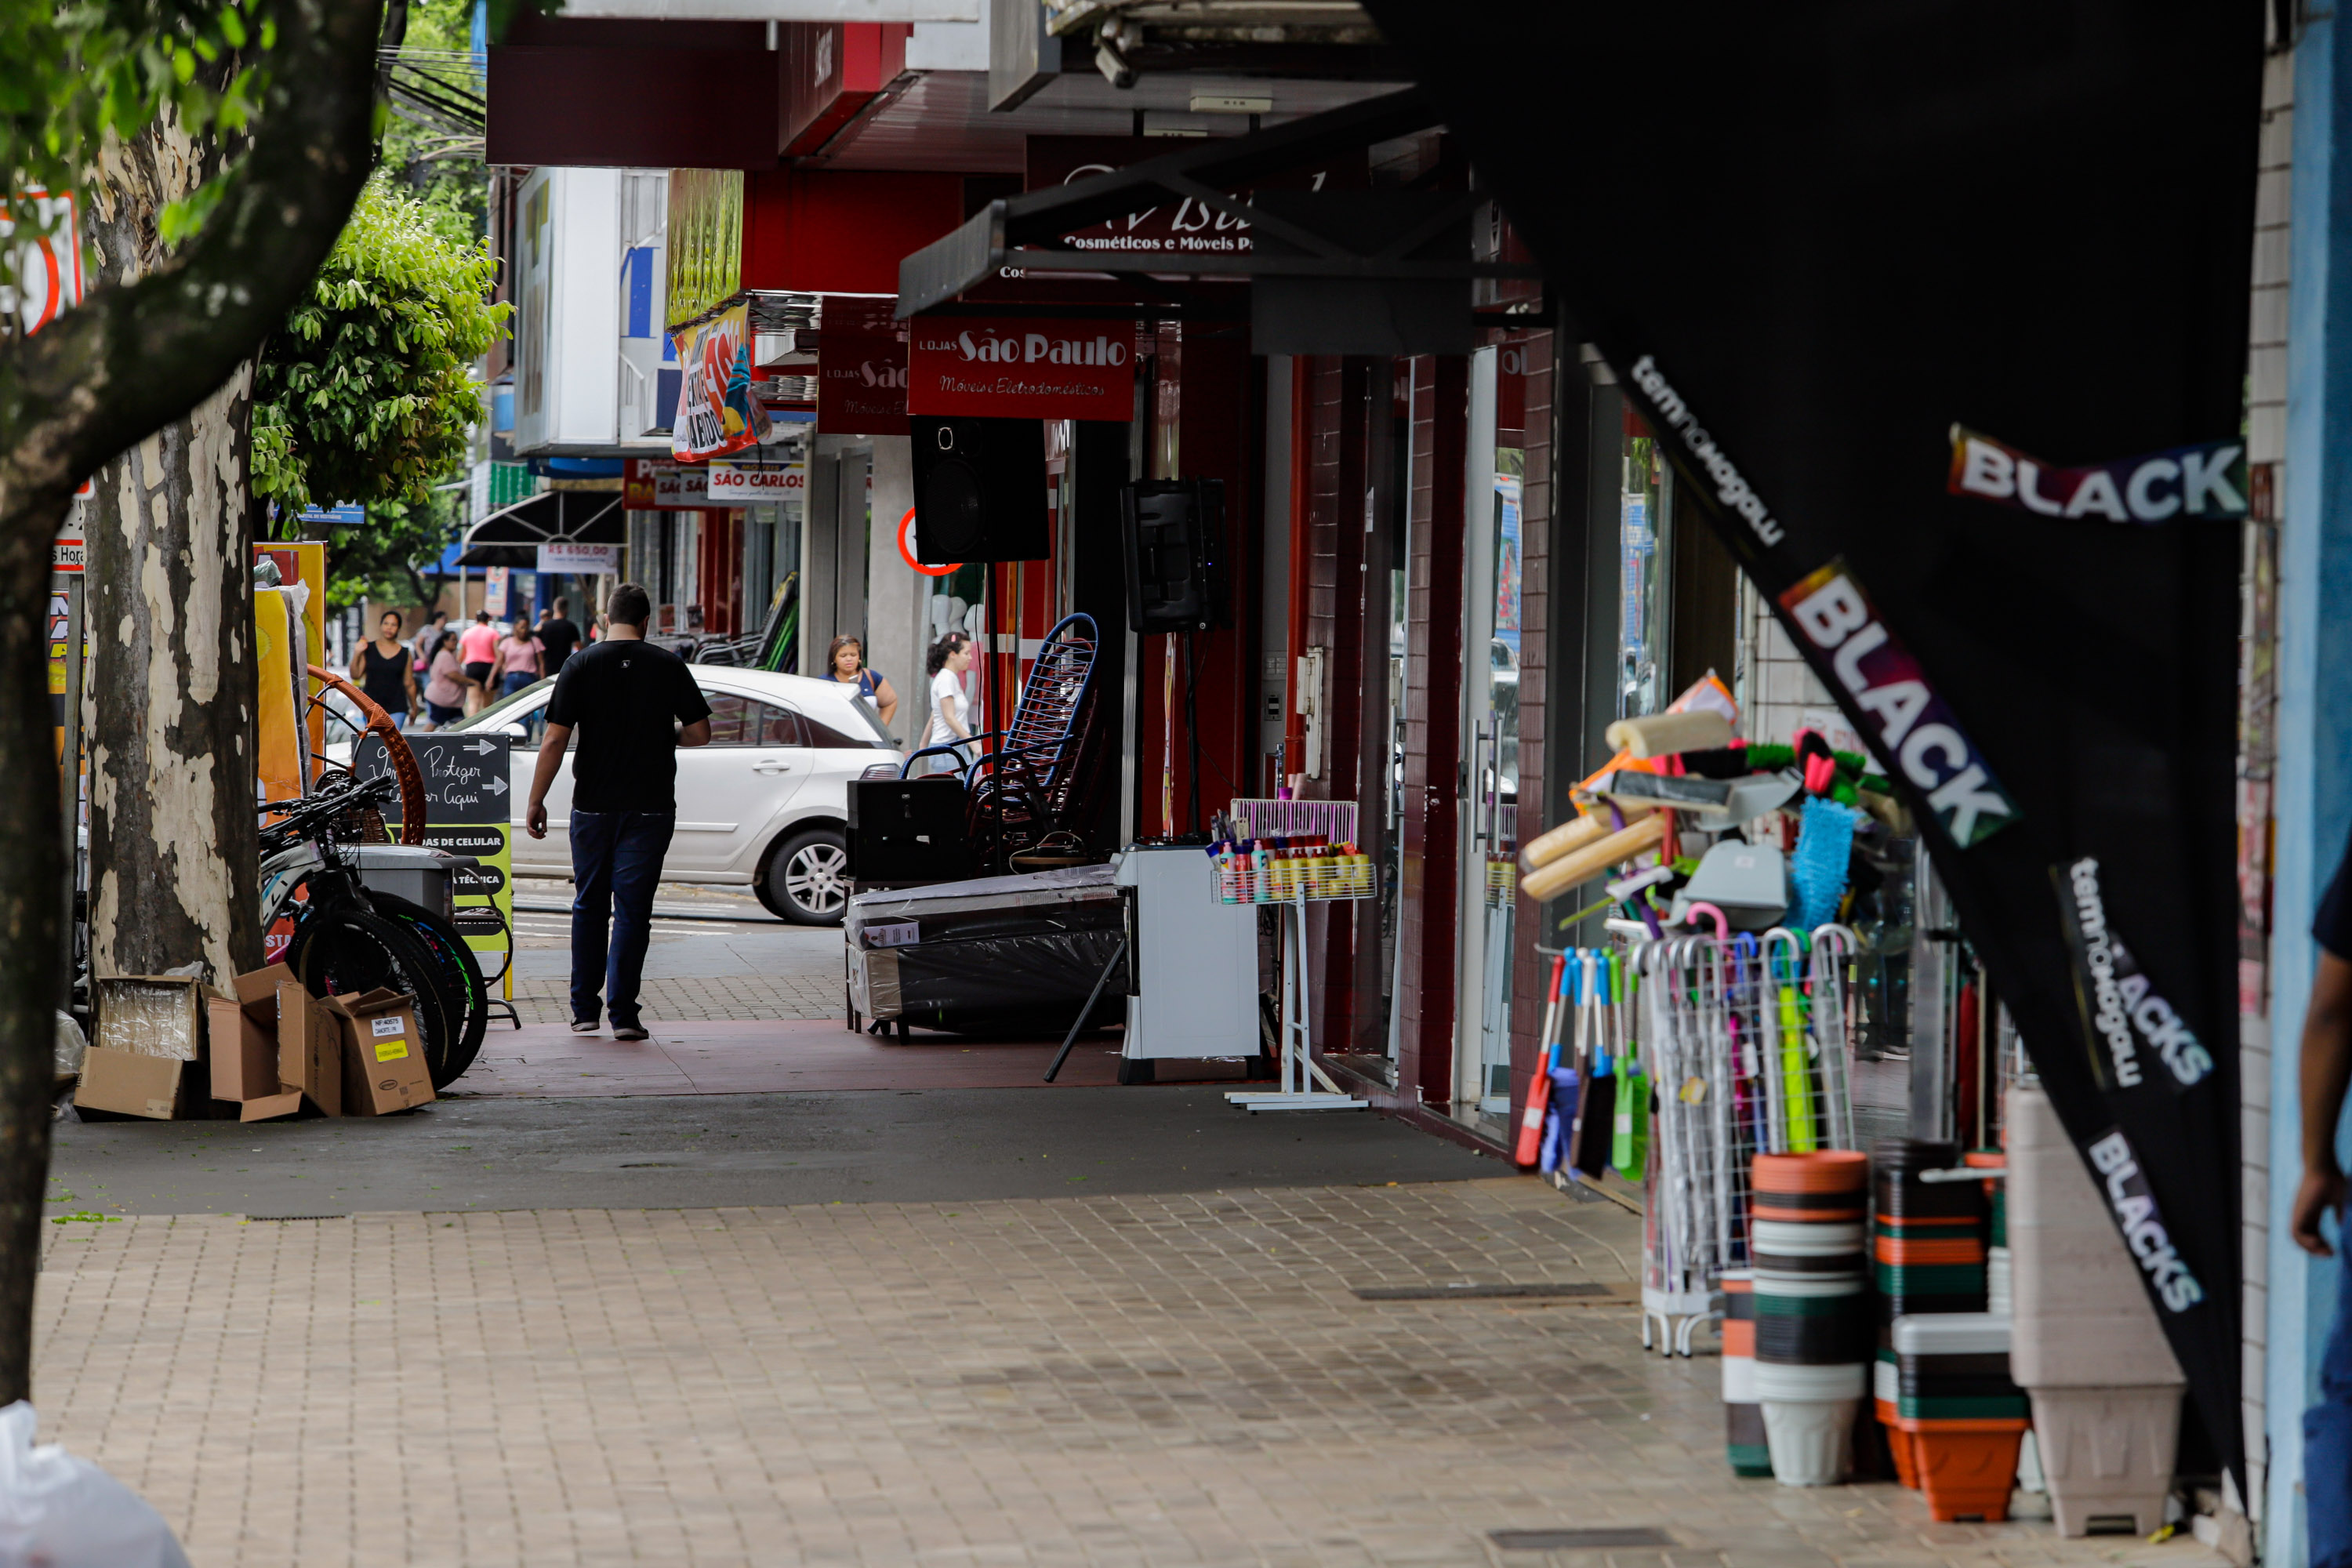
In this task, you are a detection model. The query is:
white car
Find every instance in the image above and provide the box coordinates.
[441,664,902,924]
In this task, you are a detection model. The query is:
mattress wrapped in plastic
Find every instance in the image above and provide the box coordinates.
[844,865,1131,1033]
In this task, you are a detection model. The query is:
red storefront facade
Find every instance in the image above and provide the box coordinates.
[485,15,1742,1160]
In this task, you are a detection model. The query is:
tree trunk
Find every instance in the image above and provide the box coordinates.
[0,0,378,1403]
[0,514,61,1404]
[83,116,263,982]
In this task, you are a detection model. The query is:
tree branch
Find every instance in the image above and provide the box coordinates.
[0,0,384,524]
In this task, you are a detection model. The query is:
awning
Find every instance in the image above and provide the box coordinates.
[455,489,626,568]
[893,89,1539,322]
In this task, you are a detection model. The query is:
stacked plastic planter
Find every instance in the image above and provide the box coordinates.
[1750,1151,1872,1485]
[1973,1150,2012,1316]
[1719,1270,1769,1475]
[1873,1138,1989,1316]
[1889,1312,2031,1520]
[2007,1085,2184,1536]
[1869,1139,1980,1486]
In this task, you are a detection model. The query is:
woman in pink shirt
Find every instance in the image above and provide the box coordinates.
[497,620,546,697]
[457,612,502,713]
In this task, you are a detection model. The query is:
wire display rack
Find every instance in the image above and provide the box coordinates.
[1617,923,1864,1356]
[1218,799,1370,1112]
[1228,797,1358,844]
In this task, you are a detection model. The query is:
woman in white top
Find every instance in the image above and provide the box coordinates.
[920,631,975,775]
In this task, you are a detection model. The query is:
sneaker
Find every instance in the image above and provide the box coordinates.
[613,1022,649,1042]
[570,1019,601,1035]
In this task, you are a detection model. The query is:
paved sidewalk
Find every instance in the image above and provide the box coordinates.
[33,1178,2223,1568]
[456,1019,1135,1095]
[505,877,843,1025]
[510,972,844,1025]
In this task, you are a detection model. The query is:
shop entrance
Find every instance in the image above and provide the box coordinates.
[1454,345,1523,1120]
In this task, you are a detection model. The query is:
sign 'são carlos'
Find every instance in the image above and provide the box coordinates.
[906,318,1137,422]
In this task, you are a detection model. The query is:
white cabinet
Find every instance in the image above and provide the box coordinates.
[1116,845,1258,1061]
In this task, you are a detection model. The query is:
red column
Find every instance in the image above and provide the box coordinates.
[720,509,744,635]
[1131,324,1253,840]
[1305,358,1374,1050]
[1397,357,1468,1109]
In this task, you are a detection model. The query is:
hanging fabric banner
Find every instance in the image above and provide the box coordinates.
[1359,0,2260,1486]
[670,299,773,463]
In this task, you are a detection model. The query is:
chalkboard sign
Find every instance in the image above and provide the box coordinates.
[355,732,513,825]
[354,731,517,976]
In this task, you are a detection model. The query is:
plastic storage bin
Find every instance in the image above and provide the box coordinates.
[2005,1084,2183,1537]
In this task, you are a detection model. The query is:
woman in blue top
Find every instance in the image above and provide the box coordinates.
[825,634,898,732]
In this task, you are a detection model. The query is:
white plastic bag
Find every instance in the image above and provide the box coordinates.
[0,1403,189,1567]
[51,1014,85,1081]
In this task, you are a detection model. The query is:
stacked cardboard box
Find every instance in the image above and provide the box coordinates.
[74,966,433,1121]
[77,976,207,1120]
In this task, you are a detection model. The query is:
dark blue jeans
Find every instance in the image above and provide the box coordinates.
[568,810,674,1028]
[2312,1232,2352,1568]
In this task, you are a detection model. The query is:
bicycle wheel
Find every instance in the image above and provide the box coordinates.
[286,906,456,1087]
[363,891,488,1087]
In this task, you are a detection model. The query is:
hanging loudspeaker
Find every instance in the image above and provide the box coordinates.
[909,416,1050,564]
[1120,479,1229,634]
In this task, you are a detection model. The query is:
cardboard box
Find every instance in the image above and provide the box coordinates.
[94,975,205,1062]
[237,1088,305,1123]
[277,982,342,1117]
[332,989,434,1116]
[76,1047,185,1120]
[205,995,277,1102]
[232,962,296,1019]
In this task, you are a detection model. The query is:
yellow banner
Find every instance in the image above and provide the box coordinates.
[254,590,304,808]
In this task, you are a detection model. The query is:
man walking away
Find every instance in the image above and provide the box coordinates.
[2296,826,2352,1568]
[539,596,583,678]
[524,583,711,1040]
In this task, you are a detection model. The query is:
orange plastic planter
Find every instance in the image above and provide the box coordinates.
[1904,1418,2027,1522]
[1754,1150,1870,1192]
[1875,1404,1921,1489]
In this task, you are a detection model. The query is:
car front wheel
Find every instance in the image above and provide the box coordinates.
[758,827,851,924]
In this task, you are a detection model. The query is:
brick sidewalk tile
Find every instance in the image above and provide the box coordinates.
[29,1181,2231,1568]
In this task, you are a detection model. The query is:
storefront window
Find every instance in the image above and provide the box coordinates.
[1491,449,1523,823]
[1620,411,1672,719]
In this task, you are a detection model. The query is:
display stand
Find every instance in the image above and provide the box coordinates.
[1225,887,1367,1113]
[1214,796,1374,1115]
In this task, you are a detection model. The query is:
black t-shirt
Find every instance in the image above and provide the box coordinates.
[544,638,712,813]
[538,618,582,673]
[2319,826,2352,959]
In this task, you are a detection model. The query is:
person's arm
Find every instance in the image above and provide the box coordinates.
[525,722,570,839]
[405,659,420,706]
[533,640,546,679]
[2294,950,2352,1255]
[874,676,898,728]
[349,649,366,683]
[942,688,971,741]
[674,663,713,748]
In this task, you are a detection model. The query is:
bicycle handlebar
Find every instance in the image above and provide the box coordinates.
[258,773,400,852]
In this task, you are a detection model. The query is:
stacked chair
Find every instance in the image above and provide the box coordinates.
[900,613,1107,873]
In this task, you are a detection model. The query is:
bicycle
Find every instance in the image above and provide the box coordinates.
[259,773,487,1089]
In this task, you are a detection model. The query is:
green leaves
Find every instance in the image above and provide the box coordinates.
[252,177,510,515]
[0,0,282,254]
